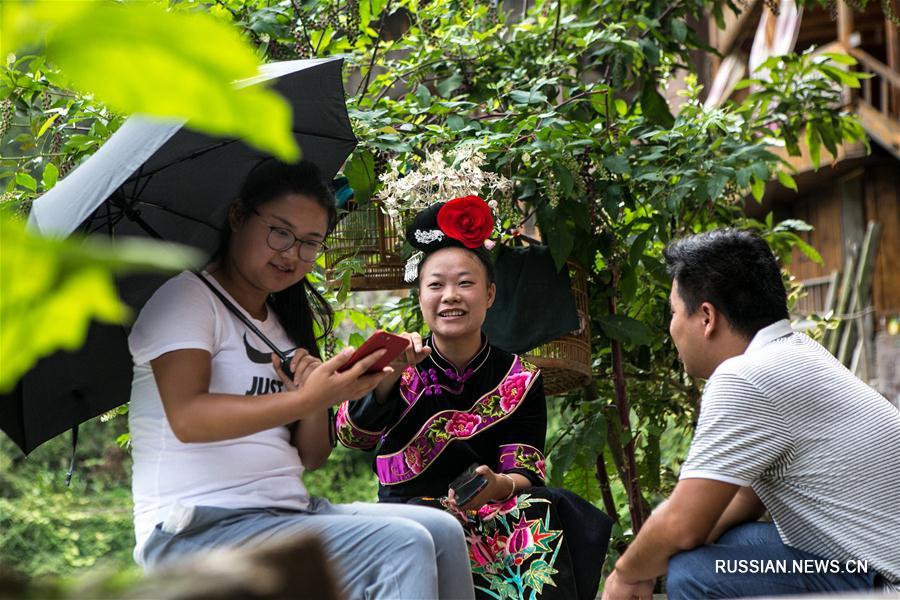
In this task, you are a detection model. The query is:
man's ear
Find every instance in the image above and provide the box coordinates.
[700,302,719,339]
[486,282,497,309]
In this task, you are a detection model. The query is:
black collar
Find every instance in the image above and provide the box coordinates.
[426,334,491,378]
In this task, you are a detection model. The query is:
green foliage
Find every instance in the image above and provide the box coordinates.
[0,214,203,392]
[0,0,298,394]
[2,0,298,163]
[0,418,135,578]
[303,445,380,504]
[736,49,870,165]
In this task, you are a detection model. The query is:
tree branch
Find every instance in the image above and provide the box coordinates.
[289,0,315,53]
[551,0,562,51]
[608,271,647,533]
[357,0,394,99]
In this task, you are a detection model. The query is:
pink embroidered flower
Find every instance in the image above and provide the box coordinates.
[476,503,497,521]
[444,412,482,437]
[401,367,415,387]
[487,532,508,558]
[335,404,349,429]
[478,496,518,521]
[499,371,532,412]
[404,445,425,474]
[467,534,497,567]
[497,495,519,515]
[535,458,547,479]
[506,515,534,556]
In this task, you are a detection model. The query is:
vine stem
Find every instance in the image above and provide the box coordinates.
[608,266,646,533]
[289,0,315,54]
[357,0,394,99]
[551,0,562,51]
[595,453,619,524]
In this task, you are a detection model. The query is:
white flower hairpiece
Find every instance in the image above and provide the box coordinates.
[377,147,512,219]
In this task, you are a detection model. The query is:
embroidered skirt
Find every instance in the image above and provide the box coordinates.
[410,486,612,600]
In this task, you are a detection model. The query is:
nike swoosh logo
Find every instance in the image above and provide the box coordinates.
[244,333,273,365]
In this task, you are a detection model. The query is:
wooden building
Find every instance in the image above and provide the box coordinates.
[707,0,899,324]
[701,0,898,398]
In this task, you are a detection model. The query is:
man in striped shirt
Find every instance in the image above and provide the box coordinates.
[602,229,900,600]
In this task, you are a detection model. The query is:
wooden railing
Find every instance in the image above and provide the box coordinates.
[848,47,900,156]
[794,273,839,316]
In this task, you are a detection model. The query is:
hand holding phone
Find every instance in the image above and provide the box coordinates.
[449,463,489,507]
[336,330,410,374]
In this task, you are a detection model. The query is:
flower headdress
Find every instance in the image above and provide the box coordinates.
[378,148,511,218]
[404,195,495,282]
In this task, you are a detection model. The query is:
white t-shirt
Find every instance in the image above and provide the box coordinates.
[681,320,900,583]
[128,271,309,561]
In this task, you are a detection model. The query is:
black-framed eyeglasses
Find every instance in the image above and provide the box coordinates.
[253,209,328,262]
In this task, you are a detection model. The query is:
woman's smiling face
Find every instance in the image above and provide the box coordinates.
[418,247,495,343]
[229,192,329,294]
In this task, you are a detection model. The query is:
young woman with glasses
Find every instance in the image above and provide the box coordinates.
[127,159,474,599]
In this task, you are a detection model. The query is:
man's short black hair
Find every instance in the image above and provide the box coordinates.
[663,229,789,338]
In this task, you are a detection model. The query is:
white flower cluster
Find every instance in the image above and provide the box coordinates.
[377,147,512,218]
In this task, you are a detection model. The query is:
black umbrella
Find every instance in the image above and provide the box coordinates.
[2,57,357,456]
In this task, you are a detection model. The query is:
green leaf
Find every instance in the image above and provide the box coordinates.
[509,89,548,105]
[554,165,574,196]
[603,155,630,175]
[619,266,638,302]
[538,206,574,271]
[36,113,59,139]
[750,175,765,202]
[561,453,601,502]
[712,3,726,29]
[639,39,660,66]
[818,65,861,89]
[0,216,200,392]
[446,114,465,131]
[597,314,654,346]
[628,227,655,265]
[344,150,376,204]
[794,238,823,264]
[415,84,432,107]
[706,172,728,200]
[776,170,798,192]
[774,219,813,233]
[549,434,580,486]
[640,80,674,129]
[41,162,58,191]
[3,2,298,161]
[671,20,688,42]
[15,172,37,192]
[521,559,559,594]
[805,126,822,169]
[821,52,857,66]
[436,73,463,98]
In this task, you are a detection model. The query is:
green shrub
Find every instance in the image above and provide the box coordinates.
[0,418,135,577]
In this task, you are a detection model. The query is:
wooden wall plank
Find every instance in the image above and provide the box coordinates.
[867,165,900,319]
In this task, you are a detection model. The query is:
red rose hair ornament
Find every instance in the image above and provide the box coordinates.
[436,196,495,249]
[404,195,496,282]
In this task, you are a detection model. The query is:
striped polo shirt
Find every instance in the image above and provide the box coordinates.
[681,319,900,584]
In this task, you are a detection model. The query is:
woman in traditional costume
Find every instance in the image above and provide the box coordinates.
[337,196,612,599]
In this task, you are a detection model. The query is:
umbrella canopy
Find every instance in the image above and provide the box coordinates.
[2,57,357,454]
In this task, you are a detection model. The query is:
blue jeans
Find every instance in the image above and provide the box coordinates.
[667,522,878,599]
[140,498,475,600]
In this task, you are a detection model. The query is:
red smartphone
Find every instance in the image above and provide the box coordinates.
[336,330,410,374]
